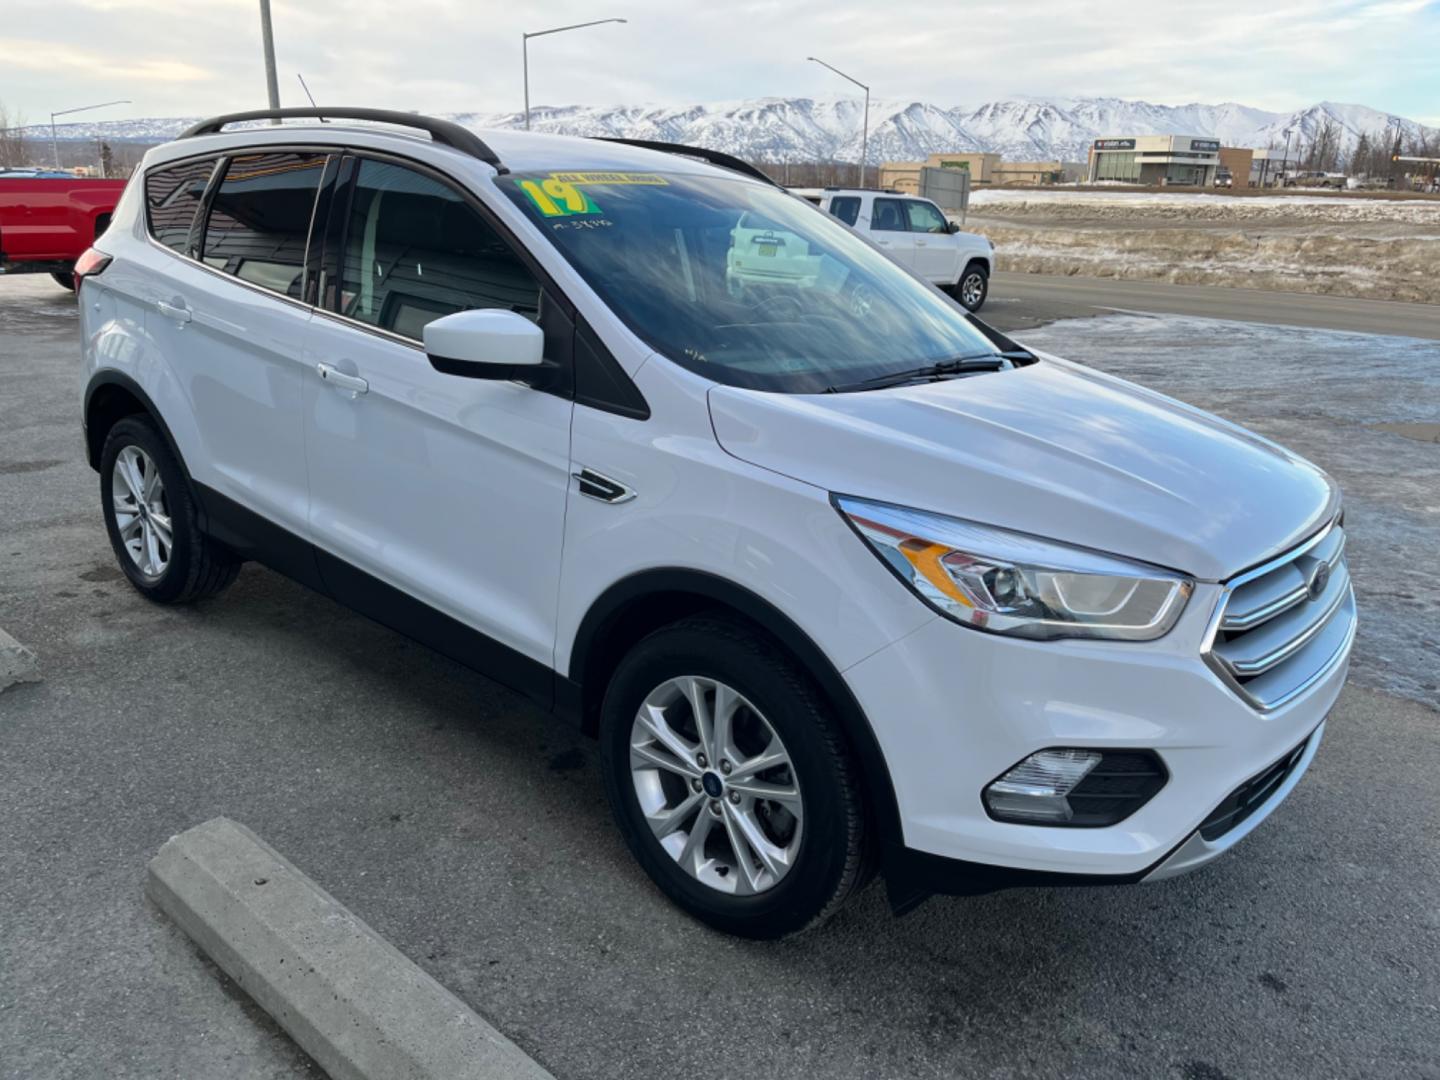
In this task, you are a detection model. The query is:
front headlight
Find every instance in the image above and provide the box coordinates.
[836,496,1192,641]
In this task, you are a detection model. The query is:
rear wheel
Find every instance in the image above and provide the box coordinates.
[600,615,872,938]
[100,416,240,604]
[952,262,989,311]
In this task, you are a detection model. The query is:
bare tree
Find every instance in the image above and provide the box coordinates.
[0,100,30,168]
[1303,116,1343,172]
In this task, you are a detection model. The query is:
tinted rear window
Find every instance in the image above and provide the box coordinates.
[201,152,328,297]
[144,157,218,255]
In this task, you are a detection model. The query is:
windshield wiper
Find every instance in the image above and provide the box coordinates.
[823,353,1008,394]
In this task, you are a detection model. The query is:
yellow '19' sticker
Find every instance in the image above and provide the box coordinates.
[516,172,669,217]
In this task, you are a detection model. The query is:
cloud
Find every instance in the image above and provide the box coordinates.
[0,0,1435,126]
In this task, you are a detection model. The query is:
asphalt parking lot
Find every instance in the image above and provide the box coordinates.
[2,274,1438,1080]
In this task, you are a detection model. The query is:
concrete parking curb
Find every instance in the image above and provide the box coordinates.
[0,628,40,692]
[145,817,556,1080]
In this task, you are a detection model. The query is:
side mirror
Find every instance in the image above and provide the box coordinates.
[946,221,961,234]
[423,308,551,384]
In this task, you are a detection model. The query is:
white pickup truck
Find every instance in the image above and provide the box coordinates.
[792,187,995,311]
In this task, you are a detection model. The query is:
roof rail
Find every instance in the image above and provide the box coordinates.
[179,108,507,174]
[590,138,779,187]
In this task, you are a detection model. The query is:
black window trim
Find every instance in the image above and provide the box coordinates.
[141,144,338,314]
[905,197,949,234]
[315,148,580,404]
[141,140,649,418]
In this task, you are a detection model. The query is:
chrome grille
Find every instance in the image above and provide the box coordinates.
[1203,519,1355,712]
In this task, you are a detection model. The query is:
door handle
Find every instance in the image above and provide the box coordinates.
[156,299,191,323]
[915,240,928,247]
[316,363,369,395]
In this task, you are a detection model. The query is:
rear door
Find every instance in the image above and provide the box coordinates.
[904,198,958,283]
[867,197,914,267]
[301,155,573,678]
[139,150,329,553]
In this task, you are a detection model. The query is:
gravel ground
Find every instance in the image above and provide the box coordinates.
[2,276,1438,1080]
[961,189,1440,304]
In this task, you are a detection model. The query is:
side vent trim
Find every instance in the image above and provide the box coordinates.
[573,468,636,504]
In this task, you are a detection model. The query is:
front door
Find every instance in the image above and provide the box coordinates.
[301,156,573,674]
[904,199,958,282]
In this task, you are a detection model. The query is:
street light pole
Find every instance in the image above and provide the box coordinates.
[259,0,281,123]
[1281,126,1293,186]
[523,18,627,131]
[49,99,130,171]
[807,56,869,187]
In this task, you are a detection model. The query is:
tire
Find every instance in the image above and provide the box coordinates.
[99,416,241,604]
[50,271,75,291]
[952,262,989,311]
[599,614,872,938]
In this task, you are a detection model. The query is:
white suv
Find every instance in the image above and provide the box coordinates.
[796,187,994,311]
[77,109,1354,938]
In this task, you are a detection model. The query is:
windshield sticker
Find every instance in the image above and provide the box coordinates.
[551,172,669,187]
[518,177,602,217]
[516,172,670,218]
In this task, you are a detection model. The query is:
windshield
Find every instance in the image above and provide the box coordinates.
[502,170,1001,393]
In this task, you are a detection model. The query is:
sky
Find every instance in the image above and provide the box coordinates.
[2,0,1437,126]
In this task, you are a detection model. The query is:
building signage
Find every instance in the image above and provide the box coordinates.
[1094,138,1136,150]
[1189,139,1220,152]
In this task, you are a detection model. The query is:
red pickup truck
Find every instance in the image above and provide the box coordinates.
[0,171,128,289]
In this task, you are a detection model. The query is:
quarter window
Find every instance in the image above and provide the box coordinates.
[144,157,218,255]
[828,196,860,226]
[338,159,541,341]
[904,200,948,234]
[869,198,908,232]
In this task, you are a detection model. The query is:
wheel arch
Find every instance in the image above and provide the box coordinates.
[84,371,191,485]
[567,568,905,847]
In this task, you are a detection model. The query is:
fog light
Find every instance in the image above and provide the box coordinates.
[984,748,1168,827]
[984,749,1101,823]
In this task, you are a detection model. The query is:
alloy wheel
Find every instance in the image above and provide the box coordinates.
[629,676,804,896]
[960,271,985,309]
[112,445,172,579]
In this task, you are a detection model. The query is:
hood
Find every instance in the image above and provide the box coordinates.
[708,356,1337,581]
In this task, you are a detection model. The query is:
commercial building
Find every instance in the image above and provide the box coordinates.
[879,152,1063,191]
[1216,147,1254,187]
[1086,135,1220,186]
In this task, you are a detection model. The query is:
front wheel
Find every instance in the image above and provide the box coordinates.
[599,615,872,938]
[952,262,989,311]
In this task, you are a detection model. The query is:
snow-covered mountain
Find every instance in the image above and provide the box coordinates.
[36,97,1425,164]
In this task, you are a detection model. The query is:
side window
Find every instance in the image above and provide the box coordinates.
[201,152,328,298]
[905,200,949,234]
[869,198,908,232]
[338,159,540,340]
[828,196,860,226]
[144,157,217,255]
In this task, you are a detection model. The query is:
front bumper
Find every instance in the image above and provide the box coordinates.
[843,580,1350,890]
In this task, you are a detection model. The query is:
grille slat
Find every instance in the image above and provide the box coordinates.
[1203,520,1356,712]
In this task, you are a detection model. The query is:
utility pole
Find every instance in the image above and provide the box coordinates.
[1281,127,1293,186]
[807,56,869,188]
[259,0,281,122]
